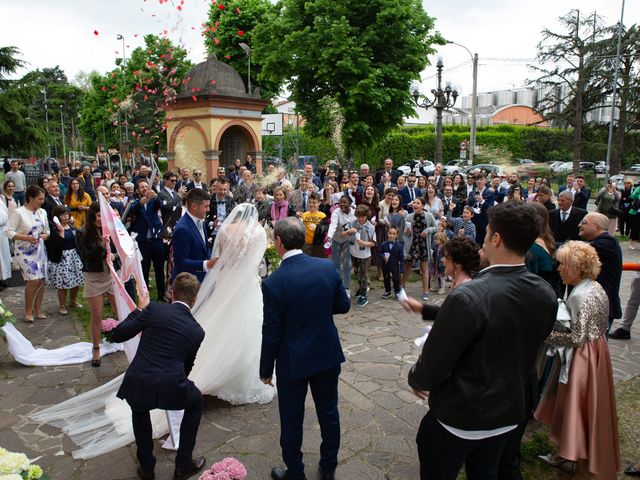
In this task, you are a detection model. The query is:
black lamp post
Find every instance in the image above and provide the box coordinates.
[411,59,458,164]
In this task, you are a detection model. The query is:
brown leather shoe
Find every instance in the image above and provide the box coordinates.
[174,456,206,480]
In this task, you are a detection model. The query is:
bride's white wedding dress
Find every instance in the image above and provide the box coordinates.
[30,204,276,459]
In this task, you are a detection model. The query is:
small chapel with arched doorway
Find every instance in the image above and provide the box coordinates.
[165,55,268,180]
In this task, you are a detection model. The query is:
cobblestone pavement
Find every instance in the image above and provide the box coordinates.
[1,247,639,480]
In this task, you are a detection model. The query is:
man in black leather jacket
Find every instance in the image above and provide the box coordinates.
[408,201,557,480]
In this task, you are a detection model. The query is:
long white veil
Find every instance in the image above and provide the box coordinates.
[30,203,274,459]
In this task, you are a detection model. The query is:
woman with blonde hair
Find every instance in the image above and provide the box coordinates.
[535,240,620,479]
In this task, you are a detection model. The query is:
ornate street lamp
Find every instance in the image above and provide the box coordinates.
[411,59,458,164]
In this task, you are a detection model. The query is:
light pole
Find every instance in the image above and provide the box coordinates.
[41,87,51,160]
[447,41,478,165]
[411,59,458,164]
[60,110,66,160]
[239,42,252,94]
[117,34,126,63]
[604,0,625,183]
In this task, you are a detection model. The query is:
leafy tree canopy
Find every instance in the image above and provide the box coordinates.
[203,0,280,99]
[255,0,443,157]
[78,34,191,153]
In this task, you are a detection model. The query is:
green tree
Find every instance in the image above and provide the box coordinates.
[79,35,191,154]
[255,0,442,158]
[19,66,85,159]
[0,46,44,155]
[598,24,640,172]
[529,9,610,172]
[203,0,279,99]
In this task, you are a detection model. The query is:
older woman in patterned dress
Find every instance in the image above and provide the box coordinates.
[535,241,620,479]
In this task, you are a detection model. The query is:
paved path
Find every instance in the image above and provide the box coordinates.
[1,246,639,480]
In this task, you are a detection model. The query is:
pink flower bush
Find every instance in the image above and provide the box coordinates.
[199,457,247,480]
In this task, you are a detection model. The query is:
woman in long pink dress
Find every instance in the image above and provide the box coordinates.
[535,241,620,479]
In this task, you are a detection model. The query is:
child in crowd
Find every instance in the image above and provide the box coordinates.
[378,226,404,299]
[347,204,376,307]
[446,205,477,242]
[429,230,448,294]
[326,196,356,297]
[301,192,327,258]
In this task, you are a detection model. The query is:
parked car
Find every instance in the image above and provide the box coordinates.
[594,161,609,174]
[550,161,570,173]
[628,164,640,173]
[460,164,505,179]
[518,158,534,165]
[551,161,595,174]
[443,159,466,176]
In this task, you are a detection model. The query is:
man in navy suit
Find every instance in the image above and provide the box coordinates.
[129,179,167,301]
[260,217,351,480]
[172,188,216,284]
[399,173,420,212]
[572,175,591,210]
[112,273,206,480]
[579,212,623,330]
[465,174,495,246]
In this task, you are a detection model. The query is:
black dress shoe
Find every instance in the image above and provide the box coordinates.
[271,466,306,480]
[137,465,155,480]
[319,466,335,480]
[174,456,206,480]
[609,328,631,340]
[625,463,640,476]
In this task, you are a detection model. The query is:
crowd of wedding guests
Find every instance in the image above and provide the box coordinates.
[1,154,639,478]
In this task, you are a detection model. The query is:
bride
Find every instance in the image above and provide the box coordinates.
[31,203,275,458]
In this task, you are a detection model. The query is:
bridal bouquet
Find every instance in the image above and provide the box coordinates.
[0,446,47,479]
[0,298,16,333]
[101,318,120,343]
[198,457,247,480]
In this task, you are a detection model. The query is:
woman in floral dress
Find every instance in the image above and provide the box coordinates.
[5,185,50,322]
[46,205,84,315]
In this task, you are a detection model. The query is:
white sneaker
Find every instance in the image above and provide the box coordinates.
[345,288,351,299]
[437,287,447,295]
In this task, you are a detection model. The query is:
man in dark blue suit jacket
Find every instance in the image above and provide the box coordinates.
[399,174,420,212]
[579,212,623,329]
[129,179,166,301]
[172,188,216,284]
[260,217,350,480]
[465,174,495,246]
[112,273,206,480]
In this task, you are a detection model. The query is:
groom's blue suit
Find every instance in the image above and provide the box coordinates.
[172,214,210,283]
[260,252,350,479]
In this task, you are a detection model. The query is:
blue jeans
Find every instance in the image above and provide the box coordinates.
[330,240,351,289]
[13,191,25,206]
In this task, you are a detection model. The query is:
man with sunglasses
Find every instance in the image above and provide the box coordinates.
[186,169,207,193]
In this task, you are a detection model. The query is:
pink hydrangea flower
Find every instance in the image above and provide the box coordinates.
[101,318,120,332]
[199,457,247,480]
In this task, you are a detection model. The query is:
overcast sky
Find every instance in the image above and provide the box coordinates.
[1,0,637,98]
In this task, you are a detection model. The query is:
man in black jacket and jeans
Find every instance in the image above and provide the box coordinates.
[408,202,557,480]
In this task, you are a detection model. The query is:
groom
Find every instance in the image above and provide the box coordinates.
[260,217,351,480]
[111,273,206,480]
[172,188,216,283]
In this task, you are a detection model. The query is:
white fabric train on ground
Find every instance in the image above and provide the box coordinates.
[1,323,123,366]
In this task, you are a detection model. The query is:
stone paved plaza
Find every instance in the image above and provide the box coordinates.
[1,247,640,480]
